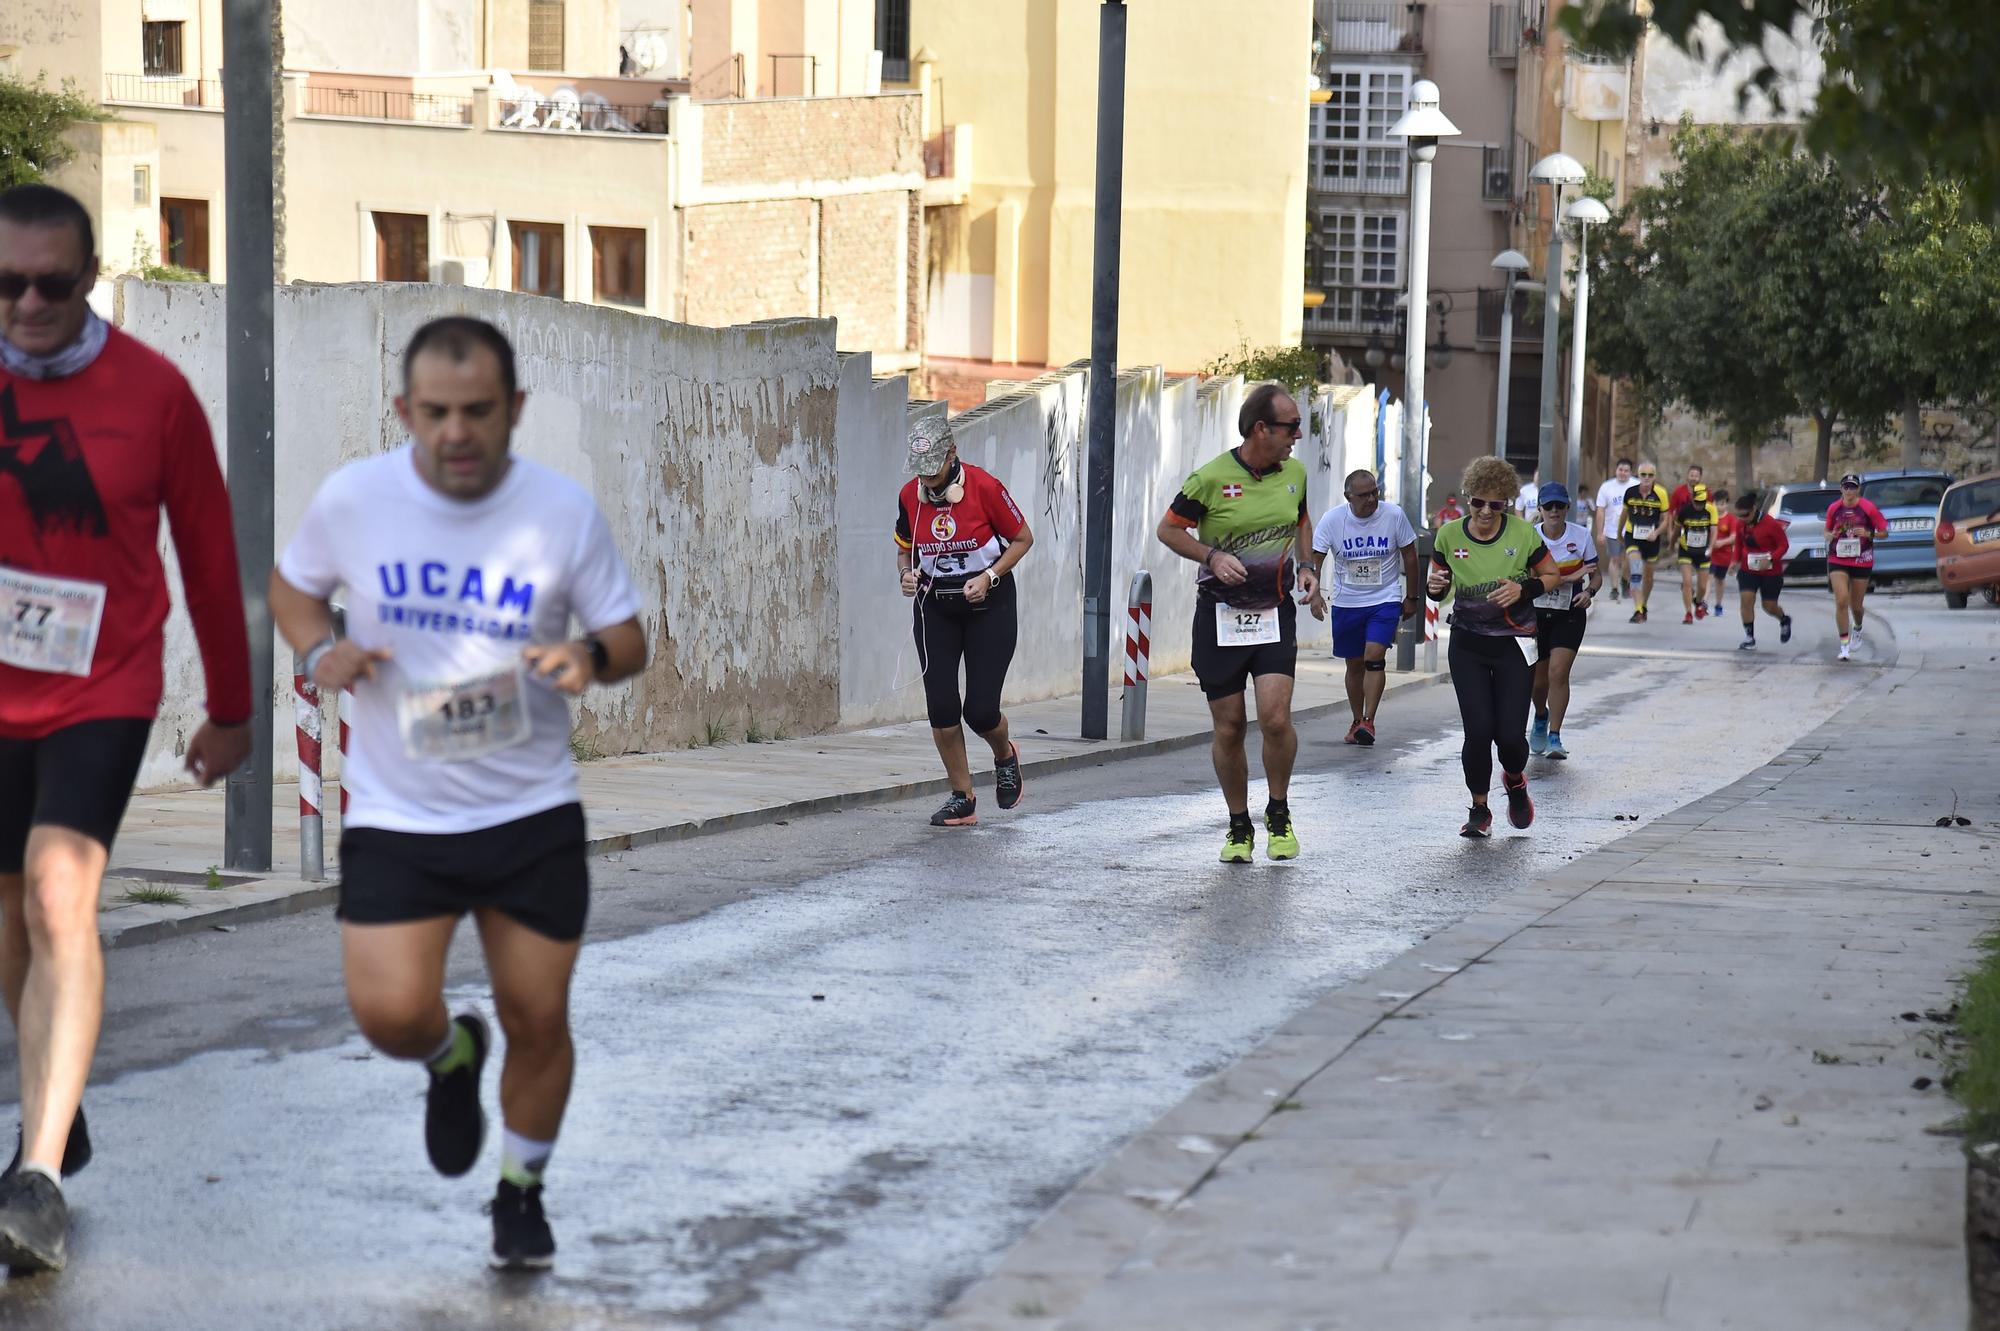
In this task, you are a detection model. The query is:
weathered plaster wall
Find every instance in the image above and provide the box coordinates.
[118,280,839,789]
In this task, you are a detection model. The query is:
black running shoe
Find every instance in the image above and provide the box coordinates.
[489,1179,556,1271]
[0,1168,69,1272]
[426,1013,489,1178]
[5,1108,92,1180]
[1503,772,1535,830]
[930,791,978,827]
[994,744,1024,811]
[1780,615,1793,644]
[1460,804,1493,839]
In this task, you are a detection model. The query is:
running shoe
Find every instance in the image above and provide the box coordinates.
[1529,715,1549,755]
[489,1179,556,1271]
[1503,772,1535,829]
[1629,609,1647,624]
[426,1012,489,1178]
[1682,612,1694,625]
[1695,604,1707,621]
[1265,807,1300,861]
[1221,821,1255,864]
[4,1108,91,1179]
[0,1168,68,1273]
[1737,639,1756,652]
[930,792,978,827]
[1852,623,1866,644]
[1780,615,1793,644]
[1545,734,1569,761]
[1343,719,1363,745]
[994,744,1024,811]
[1838,642,1851,662]
[1354,718,1376,747]
[1460,804,1493,839]
[1711,603,1724,617]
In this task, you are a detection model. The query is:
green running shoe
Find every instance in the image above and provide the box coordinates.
[1265,807,1300,861]
[1220,820,1254,864]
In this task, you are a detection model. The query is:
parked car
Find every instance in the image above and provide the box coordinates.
[1935,470,2000,609]
[1859,469,1954,579]
[1757,482,1841,579]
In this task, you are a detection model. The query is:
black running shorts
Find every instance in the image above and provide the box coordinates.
[1738,570,1786,600]
[1191,597,1298,700]
[338,802,590,942]
[0,718,154,872]
[1627,538,1662,563]
[1535,608,1588,656]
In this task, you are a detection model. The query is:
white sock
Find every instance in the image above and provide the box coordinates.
[500,1128,554,1187]
[17,1162,60,1190]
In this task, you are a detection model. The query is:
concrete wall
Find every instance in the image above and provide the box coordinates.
[117,280,840,790]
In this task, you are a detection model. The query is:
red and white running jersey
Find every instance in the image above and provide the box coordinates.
[894,463,1027,586]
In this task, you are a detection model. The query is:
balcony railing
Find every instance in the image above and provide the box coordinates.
[1312,150,1409,196]
[304,84,473,125]
[1318,1,1425,54]
[1489,3,1521,63]
[1476,285,1544,341]
[1481,143,1514,203]
[105,74,222,109]
[1305,289,1403,337]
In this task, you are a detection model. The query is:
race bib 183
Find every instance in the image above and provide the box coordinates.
[1215,603,1281,647]
[397,661,534,762]
[0,565,106,677]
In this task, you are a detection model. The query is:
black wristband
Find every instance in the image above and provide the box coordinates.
[584,635,610,676]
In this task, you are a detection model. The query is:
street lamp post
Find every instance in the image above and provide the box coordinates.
[1388,80,1458,671]
[1528,152,1586,491]
[1490,248,1530,459]
[1563,195,1610,500]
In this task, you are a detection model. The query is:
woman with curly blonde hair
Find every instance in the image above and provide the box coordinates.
[1426,456,1562,838]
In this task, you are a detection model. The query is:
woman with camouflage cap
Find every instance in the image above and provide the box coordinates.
[894,416,1036,826]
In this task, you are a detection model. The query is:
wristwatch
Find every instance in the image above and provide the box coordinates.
[301,636,336,680]
[584,635,610,676]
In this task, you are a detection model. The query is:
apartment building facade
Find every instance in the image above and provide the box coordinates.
[3,0,929,365]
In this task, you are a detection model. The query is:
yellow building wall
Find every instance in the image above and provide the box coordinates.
[911,0,1310,372]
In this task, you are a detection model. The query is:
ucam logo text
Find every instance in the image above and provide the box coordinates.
[377,561,535,616]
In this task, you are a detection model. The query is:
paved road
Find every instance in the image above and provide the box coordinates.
[0,583,1914,1329]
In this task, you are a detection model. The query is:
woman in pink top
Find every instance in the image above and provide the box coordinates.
[1825,473,1888,661]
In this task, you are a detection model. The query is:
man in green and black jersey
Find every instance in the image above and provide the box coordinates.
[1157,384,1317,864]
[1619,462,1673,622]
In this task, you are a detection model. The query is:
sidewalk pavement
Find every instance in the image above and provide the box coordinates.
[97,655,1438,947]
[929,648,1993,1331]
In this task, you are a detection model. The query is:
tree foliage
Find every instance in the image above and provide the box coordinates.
[0,77,103,191]
[1203,340,1325,402]
[1564,0,2000,212]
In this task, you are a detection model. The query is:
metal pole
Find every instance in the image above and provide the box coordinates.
[1395,137,1436,672]
[1120,569,1152,741]
[1493,271,1515,458]
[1535,186,1565,489]
[1566,222,1590,500]
[223,0,275,872]
[293,671,323,881]
[1081,0,1126,739]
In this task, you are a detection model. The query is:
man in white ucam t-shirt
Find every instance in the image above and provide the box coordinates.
[1594,457,1634,602]
[1307,469,1419,746]
[269,317,647,1273]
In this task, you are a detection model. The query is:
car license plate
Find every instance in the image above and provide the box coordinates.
[1891,518,1930,533]
[1804,546,1825,560]
[1975,525,2000,545]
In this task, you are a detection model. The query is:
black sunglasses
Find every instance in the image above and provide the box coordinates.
[0,269,89,302]
[1264,417,1303,436]
[1466,497,1510,512]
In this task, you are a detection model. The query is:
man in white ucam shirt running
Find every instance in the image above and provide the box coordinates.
[1307,469,1420,746]
[1594,458,1634,602]
[269,317,647,1273]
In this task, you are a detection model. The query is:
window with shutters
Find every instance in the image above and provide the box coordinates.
[143,21,185,76]
[590,226,645,307]
[161,198,209,276]
[510,221,564,298]
[1309,66,1412,194]
[374,212,430,282]
[528,0,566,71]
[876,0,910,82]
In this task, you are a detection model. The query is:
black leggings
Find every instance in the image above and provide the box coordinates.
[915,577,1017,733]
[1449,631,1534,794]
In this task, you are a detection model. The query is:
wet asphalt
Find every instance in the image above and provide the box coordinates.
[0,586,1893,1329]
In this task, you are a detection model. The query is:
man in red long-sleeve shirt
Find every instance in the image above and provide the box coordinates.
[1733,490,1793,652]
[0,184,252,1270]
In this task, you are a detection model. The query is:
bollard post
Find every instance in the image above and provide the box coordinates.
[1418,529,1440,673]
[337,689,352,817]
[1120,569,1152,741]
[294,671,324,881]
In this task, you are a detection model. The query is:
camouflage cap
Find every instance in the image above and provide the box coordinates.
[906,415,955,476]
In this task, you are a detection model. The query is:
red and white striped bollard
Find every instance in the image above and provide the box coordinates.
[1121,569,1153,741]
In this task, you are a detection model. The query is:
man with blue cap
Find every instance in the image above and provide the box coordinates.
[1527,482,1599,760]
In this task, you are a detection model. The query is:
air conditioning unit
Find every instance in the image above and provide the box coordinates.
[1486,168,1513,197]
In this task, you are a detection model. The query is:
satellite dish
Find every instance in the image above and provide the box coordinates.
[633,32,671,74]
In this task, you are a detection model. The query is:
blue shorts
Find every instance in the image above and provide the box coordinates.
[1332,601,1403,659]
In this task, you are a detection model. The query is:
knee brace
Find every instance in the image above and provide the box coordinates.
[1364,659,1387,673]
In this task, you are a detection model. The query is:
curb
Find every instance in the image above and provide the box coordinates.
[101,672,1449,947]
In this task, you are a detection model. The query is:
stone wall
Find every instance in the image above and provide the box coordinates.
[697,94,923,187]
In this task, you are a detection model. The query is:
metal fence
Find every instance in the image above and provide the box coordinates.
[105,74,222,109]
[1476,285,1543,340]
[1317,0,1425,54]
[304,85,474,125]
